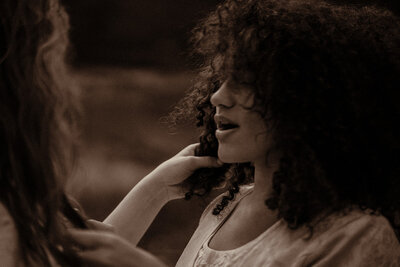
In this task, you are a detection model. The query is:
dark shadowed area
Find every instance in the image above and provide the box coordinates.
[63,0,221,69]
[61,1,221,265]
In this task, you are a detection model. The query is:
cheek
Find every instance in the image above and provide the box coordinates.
[244,115,270,148]
[243,127,270,155]
[251,132,271,158]
[216,111,270,163]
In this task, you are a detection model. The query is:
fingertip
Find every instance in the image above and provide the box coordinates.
[188,143,200,150]
[178,143,200,156]
[86,219,114,232]
[63,229,81,244]
[208,157,224,168]
[66,228,80,236]
[193,156,224,168]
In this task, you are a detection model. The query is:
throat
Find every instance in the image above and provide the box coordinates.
[208,193,278,251]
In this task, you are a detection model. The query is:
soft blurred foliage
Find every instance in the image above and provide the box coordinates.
[63,0,220,69]
[61,1,221,265]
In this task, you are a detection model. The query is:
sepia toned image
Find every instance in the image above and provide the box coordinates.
[1,0,400,266]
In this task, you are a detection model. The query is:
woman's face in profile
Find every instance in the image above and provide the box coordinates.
[211,80,270,165]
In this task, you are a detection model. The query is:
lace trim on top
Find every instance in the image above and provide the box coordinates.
[193,186,282,266]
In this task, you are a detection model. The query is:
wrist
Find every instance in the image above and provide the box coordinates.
[139,170,171,204]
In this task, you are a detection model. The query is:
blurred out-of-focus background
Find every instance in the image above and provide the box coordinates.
[60,0,399,265]
[61,1,221,265]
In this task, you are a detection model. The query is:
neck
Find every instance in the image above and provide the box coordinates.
[236,158,280,217]
[250,158,279,201]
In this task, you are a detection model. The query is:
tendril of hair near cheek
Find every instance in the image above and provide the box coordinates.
[170,0,400,240]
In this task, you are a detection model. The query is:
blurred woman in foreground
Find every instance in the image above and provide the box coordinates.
[0,0,219,266]
[0,0,86,265]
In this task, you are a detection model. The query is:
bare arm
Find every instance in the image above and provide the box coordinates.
[0,203,19,266]
[68,227,168,267]
[103,172,171,245]
[104,144,222,245]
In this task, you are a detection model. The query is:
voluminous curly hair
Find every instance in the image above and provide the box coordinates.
[175,0,400,237]
[1,0,86,265]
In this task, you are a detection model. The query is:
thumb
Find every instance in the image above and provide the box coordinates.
[86,219,115,232]
[189,156,224,169]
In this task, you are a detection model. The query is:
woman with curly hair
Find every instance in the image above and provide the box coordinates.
[93,0,400,266]
[177,0,400,265]
[0,0,220,266]
[176,0,400,265]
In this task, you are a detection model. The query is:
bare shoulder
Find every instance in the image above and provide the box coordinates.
[0,202,19,266]
[304,209,400,266]
[0,202,17,232]
[336,209,396,237]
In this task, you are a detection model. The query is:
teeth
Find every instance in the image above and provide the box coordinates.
[217,122,238,130]
[214,115,239,130]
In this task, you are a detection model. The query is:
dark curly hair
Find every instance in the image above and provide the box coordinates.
[173,0,400,238]
[1,0,86,265]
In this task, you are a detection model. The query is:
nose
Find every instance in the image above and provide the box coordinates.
[210,81,234,108]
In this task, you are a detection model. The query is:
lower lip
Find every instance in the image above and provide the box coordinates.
[215,128,239,140]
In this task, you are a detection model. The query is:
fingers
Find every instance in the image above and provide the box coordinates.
[178,143,224,170]
[86,219,115,232]
[188,156,224,169]
[177,144,225,168]
[176,143,199,157]
[66,228,167,267]
[66,229,114,249]
[75,250,107,266]
[76,248,167,267]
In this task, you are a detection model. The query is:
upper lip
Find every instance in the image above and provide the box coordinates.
[214,114,239,130]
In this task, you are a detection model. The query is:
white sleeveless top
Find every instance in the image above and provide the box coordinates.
[176,185,400,267]
[194,210,282,266]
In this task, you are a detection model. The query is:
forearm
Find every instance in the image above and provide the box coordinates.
[104,173,170,245]
[103,143,220,245]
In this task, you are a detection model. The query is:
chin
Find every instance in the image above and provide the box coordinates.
[218,147,248,164]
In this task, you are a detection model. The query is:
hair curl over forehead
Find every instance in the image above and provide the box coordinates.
[175,0,400,237]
